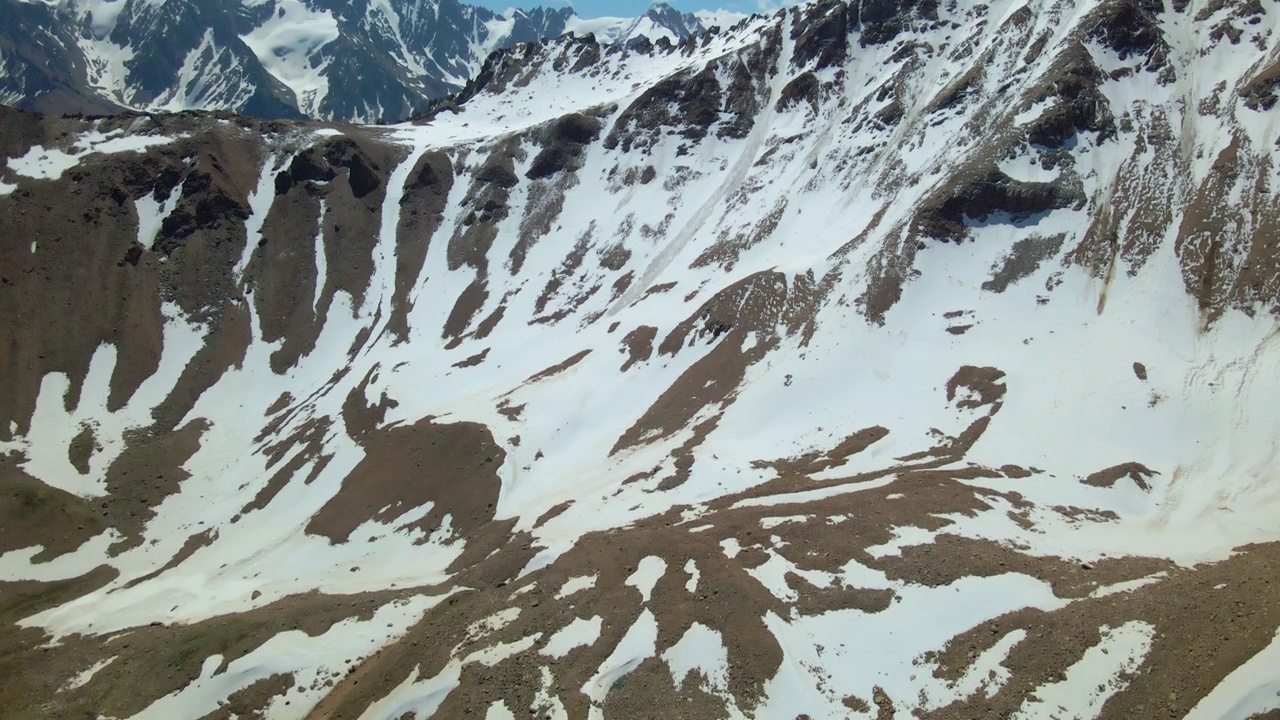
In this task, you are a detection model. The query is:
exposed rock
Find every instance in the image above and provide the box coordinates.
[916,168,1085,243]
[604,66,723,152]
[1083,462,1159,490]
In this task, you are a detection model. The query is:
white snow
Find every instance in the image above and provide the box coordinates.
[152,30,257,112]
[693,9,748,31]
[235,152,293,279]
[556,574,597,599]
[130,594,444,720]
[760,514,810,529]
[358,632,542,719]
[2,303,206,500]
[134,180,184,250]
[662,623,730,692]
[562,15,632,44]
[755,573,1065,718]
[240,0,340,117]
[540,615,603,659]
[78,36,135,102]
[313,197,328,312]
[734,475,898,509]
[486,701,517,720]
[920,630,1026,711]
[7,128,176,181]
[624,556,666,603]
[5,2,1280,717]
[1089,573,1167,598]
[683,559,699,593]
[63,655,117,691]
[720,538,742,559]
[467,607,521,641]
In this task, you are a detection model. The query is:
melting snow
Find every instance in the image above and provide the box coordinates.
[555,574,597,599]
[540,615,602,659]
[624,556,666,603]
[7,128,176,181]
[662,623,730,691]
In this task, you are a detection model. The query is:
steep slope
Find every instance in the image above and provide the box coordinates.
[2,0,1280,717]
[0,0,719,122]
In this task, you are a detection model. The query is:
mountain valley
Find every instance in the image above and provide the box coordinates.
[2,0,1280,717]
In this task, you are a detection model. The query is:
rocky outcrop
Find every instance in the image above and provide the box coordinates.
[916,168,1086,243]
[526,113,603,180]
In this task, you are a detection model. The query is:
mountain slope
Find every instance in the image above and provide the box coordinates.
[0,0,721,122]
[2,0,1280,717]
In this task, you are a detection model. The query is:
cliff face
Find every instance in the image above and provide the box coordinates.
[2,0,1280,717]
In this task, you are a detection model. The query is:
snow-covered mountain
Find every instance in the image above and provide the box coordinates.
[566,3,715,46]
[0,0,724,122]
[3,0,1280,717]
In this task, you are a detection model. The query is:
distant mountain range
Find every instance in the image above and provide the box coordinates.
[0,0,740,121]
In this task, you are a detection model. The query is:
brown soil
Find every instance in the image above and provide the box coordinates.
[0,452,106,561]
[753,425,890,479]
[924,542,1280,719]
[306,417,503,544]
[1083,462,1158,490]
[101,418,211,554]
[619,325,658,371]
[0,587,414,720]
[442,276,490,343]
[519,349,592,386]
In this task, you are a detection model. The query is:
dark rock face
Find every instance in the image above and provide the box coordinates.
[791,0,851,71]
[602,30,776,153]
[1240,62,1280,111]
[112,0,302,118]
[422,45,531,120]
[852,0,940,46]
[1024,48,1117,147]
[153,156,256,323]
[476,157,521,190]
[1086,0,1171,72]
[0,1,124,116]
[387,150,454,340]
[605,67,723,152]
[637,2,705,39]
[274,150,338,196]
[6,3,1280,717]
[917,169,1086,242]
[0,104,45,160]
[526,113,603,180]
[777,71,821,113]
[322,138,383,199]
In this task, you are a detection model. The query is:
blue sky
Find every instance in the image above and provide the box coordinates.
[469,0,782,18]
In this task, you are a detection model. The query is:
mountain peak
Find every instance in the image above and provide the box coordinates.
[0,0,706,122]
